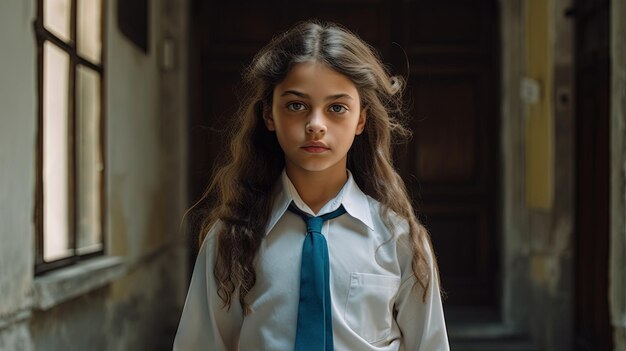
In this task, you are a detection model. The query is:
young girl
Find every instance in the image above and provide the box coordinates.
[175,21,449,350]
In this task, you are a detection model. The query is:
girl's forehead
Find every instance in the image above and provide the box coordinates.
[274,62,358,99]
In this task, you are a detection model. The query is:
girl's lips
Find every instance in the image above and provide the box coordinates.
[302,141,329,153]
[302,146,329,153]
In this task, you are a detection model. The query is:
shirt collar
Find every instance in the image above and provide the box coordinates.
[265,170,374,235]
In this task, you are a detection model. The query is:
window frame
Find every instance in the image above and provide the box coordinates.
[34,0,108,275]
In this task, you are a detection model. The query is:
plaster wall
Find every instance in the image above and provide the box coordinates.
[525,1,575,350]
[29,0,188,347]
[0,0,37,349]
[29,250,183,351]
[0,0,188,349]
[611,0,626,349]
[499,0,531,333]
[106,0,165,261]
[500,0,575,350]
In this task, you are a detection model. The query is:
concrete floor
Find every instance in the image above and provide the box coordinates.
[447,307,540,351]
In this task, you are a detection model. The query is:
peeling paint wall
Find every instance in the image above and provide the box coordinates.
[501,0,626,350]
[524,1,575,350]
[0,0,188,349]
[0,0,37,350]
[500,0,575,350]
[30,250,183,351]
[500,0,532,333]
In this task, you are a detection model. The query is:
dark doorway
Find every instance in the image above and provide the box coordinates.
[395,1,501,311]
[572,0,613,350]
[187,0,501,312]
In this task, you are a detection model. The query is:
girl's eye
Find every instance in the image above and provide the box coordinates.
[330,105,348,113]
[287,102,306,111]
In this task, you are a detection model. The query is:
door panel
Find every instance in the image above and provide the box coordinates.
[412,75,479,183]
[399,0,500,307]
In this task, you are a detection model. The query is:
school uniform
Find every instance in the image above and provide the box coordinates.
[174,171,449,351]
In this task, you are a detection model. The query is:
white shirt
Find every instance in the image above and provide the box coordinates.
[174,171,449,350]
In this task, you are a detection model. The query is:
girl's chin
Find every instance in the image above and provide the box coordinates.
[286,162,347,175]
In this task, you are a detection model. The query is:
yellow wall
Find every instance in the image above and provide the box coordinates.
[525,0,554,210]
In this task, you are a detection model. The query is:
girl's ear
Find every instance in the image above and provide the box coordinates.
[263,105,276,131]
[355,108,367,135]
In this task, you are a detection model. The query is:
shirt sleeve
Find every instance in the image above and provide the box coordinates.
[173,222,243,351]
[394,235,450,351]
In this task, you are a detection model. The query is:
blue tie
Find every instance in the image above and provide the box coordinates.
[289,203,347,351]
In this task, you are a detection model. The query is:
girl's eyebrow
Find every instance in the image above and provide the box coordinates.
[280,90,354,101]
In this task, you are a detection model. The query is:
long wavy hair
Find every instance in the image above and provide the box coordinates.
[197,20,438,314]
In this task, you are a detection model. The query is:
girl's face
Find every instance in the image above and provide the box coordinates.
[265,62,367,178]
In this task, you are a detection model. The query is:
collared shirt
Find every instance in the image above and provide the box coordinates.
[174,171,449,351]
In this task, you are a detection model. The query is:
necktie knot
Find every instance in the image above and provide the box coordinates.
[288,203,347,235]
[306,217,324,234]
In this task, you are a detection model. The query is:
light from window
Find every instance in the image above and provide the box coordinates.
[36,0,106,273]
[77,65,103,255]
[43,41,72,262]
[44,0,71,42]
[77,0,102,64]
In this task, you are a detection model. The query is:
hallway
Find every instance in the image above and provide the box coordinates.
[1,0,625,350]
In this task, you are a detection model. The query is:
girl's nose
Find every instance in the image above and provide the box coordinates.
[306,111,327,134]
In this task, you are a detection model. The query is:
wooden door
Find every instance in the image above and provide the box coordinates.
[188,0,501,309]
[395,1,500,308]
[572,0,612,349]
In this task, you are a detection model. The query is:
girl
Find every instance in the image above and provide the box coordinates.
[175,21,449,351]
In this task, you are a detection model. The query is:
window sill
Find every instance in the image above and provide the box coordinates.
[33,256,126,311]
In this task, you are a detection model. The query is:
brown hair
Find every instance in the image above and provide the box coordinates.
[197,20,438,314]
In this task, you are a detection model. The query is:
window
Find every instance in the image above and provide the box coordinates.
[34,0,106,274]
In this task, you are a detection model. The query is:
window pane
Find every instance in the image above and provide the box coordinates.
[77,66,103,255]
[77,0,102,63]
[44,0,71,42]
[43,42,72,262]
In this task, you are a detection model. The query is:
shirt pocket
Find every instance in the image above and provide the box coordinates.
[343,272,401,344]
